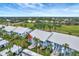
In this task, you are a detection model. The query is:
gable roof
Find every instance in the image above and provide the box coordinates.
[13,27,32,34]
[3,26,16,32]
[10,45,22,53]
[48,32,79,51]
[0,25,3,28]
[0,25,5,28]
[0,38,3,41]
[22,49,42,56]
[30,29,53,41]
[0,40,9,46]
[0,49,9,56]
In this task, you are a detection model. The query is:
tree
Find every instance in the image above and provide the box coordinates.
[53,19,57,31]
[62,43,69,56]
[71,50,79,56]
[47,44,52,53]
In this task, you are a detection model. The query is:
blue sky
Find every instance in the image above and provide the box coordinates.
[0,3,79,17]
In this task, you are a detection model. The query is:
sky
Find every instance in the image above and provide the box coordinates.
[0,3,79,17]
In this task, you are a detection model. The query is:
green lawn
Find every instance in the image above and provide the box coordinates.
[13,23,34,29]
[56,25,79,36]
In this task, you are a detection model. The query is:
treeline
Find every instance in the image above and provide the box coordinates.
[0,17,79,25]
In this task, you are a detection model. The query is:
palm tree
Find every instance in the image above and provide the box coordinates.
[53,19,57,31]
[71,50,79,56]
[13,34,21,40]
[33,38,41,53]
[45,43,52,56]
[0,28,3,36]
[62,43,69,56]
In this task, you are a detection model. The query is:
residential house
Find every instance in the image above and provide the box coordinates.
[19,49,42,56]
[0,38,3,41]
[0,25,3,29]
[3,26,16,34]
[13,27,32,37]
[48,32,79,56]
[0,25,5,29]
[0,49,9,56]
[29,29,53,48]
[10,45,22,55]
[0,40,9,48]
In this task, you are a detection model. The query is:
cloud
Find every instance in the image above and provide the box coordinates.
[0,3,79,17]
[17,3,45,10]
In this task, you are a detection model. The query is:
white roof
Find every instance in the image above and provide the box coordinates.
[13,27,32,34]
[30,29,53,41]
[0,25,3,28]
[19,53,27,56]
[22,49,42,56]
[0,49,9,56]
[0,38,3,41]
[10,45,22,53]
[48,32,79,51]
[3,26,16,32]
[0,25,6,28]
[0,40,9,46]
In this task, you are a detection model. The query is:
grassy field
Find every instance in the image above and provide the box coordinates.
[56,25,79,36]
